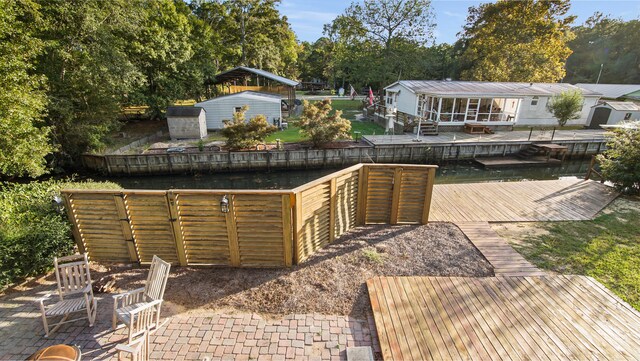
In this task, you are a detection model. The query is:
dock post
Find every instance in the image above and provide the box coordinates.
[528,128,533,141]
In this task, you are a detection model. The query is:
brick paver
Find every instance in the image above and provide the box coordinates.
[0,282,378,360]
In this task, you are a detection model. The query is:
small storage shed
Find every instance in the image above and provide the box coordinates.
[587,101,640,129]
[195,91,282,130]
[166,106,207,140]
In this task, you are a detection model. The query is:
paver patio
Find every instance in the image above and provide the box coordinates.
[0,282,377,360]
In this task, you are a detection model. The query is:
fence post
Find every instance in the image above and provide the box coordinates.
[62,193,86,255]
[166,191,188,266]
[113,193,139,263]
[356,164,369,225]
[292,192,303,264]
[281,194,293,267]
[329,178,337,243]
[224,194,241,267]
[390,167,403,224]
[422,168,437,224]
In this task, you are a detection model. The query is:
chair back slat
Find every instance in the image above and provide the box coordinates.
[143,256,171,301]
[54,254,92,297]
[129,301,160,341]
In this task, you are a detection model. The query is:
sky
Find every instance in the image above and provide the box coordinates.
[277,0,640,44]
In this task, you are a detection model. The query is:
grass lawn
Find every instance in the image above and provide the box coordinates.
[266,99,384,143]
[503,197,640,310]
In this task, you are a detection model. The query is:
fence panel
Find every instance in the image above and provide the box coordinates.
[334,169,359,238]
[363,167,395,223]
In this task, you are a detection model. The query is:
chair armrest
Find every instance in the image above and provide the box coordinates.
[113,287,146,308]
[127,299,163,315]
[36,293,56,307]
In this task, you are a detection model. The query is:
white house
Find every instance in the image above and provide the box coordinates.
[166,106,207,140]
[195,91,282,130]
[587,101,640,129]
[383,80,601,129]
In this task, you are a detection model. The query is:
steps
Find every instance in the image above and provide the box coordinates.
[419,121,439,136]
[516,144,541,159]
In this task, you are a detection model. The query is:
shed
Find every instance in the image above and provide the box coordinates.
[587,101,640,129]
[195,91,282,130]
[166,106,207,140]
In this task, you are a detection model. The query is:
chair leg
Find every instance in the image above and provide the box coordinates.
[47,314,69,337]
[41,312,50,338]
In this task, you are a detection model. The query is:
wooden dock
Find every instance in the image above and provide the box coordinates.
[431,179,617,222]
[474,156,561,168]
[367,276,640,361]
[456,222,545,276]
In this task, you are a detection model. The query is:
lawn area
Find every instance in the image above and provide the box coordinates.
[266,99,384,143]
[497,197,640,311]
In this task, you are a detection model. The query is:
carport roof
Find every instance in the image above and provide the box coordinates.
[213,66,299,87]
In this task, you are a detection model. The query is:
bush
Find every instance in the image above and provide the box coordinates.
[221,106,277,150]
[0,179,121,289]
[597,124,640,195]
[297,99,352,147]
[546,90,584,127]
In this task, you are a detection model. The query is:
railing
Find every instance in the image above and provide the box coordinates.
[61,163,437,267]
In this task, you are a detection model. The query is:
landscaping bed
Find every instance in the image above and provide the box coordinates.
[97,222,492,318]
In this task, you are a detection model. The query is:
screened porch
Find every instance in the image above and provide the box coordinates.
[417,95,522,123]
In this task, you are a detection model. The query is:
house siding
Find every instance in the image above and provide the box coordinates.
[517,96,600,126]
[167,111,207,139]
[196,94,282,129]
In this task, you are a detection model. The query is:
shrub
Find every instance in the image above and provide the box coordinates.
[0,179,121,289]
[597,124,640,195]
[221,106,277,150]
[546,90,584,127]
[297,99,351,147]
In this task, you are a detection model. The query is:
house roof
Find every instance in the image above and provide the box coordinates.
[196,91,283,105]
[386,80,601,97]
[575,83,640,99]
[166,106,204,117]
[213,66,299,87]
[599,101,640,111]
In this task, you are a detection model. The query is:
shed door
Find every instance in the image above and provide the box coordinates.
[589,107,611,129]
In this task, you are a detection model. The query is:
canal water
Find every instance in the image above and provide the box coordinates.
[96,159,593,190]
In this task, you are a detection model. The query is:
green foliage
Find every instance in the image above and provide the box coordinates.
[597,125,640,195]
[298,99,352,147]
[565,13,640,84]
[0,179,121,289]
[362,248,384,264]
[512,199,640,310]
[457,0,575,82]
[221,106,277,150]
[0,0,54,178]
[546,90,584,127]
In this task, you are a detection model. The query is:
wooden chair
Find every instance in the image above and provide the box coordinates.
[37,253,97,337]
[112,255,171,341]
[116,328,150,361]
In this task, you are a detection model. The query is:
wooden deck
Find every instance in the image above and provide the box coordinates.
[474,156,561,168]
[456,222,545,276]
[367,276,640,361]
[431,179,617,222]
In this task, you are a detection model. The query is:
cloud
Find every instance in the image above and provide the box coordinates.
[284,10,338,23]
[443,10,465,19]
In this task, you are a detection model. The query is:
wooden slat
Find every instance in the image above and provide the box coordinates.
[368,276,640,361]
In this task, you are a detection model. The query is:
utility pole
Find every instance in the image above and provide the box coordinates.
[596,63,604,84]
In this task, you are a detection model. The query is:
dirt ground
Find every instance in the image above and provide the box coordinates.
[89,222,493,319]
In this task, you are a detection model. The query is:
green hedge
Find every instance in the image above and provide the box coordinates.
[0,179,121,290]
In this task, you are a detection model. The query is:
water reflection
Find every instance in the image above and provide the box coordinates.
[97,160,592,190]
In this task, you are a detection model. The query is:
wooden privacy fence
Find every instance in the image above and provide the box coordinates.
[62,164,437,267]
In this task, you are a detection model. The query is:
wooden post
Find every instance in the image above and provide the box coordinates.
[390,167,403,224]
[293,192,303,264]
[224,194,241,267]
[113,193,139,263]
[421,168,436,224]
[329,178,337,243]
[357,165,369,225]
[62,194,85,255]
[281,194,293,267]
[166,191,188,266]
[585,155,596,181]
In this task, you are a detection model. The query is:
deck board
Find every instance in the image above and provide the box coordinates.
[368,276,640,361]
[431,179,617,222]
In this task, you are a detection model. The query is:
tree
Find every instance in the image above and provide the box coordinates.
[565,13,640,84]
[597,124,640,195]
[458,0,575,82]
[298,99,351,147]
[221,106,277,150]
[546,90,584,127]
[0,0,54,178]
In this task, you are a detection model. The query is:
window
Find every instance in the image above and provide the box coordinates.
[624,112,632,120]
[531,96,539,106]
[234,107,242,113]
